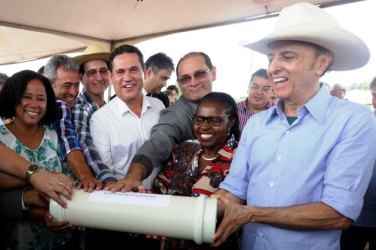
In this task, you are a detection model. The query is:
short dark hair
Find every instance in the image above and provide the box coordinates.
[197,92,240,141]
[109,44,144,72]
[176,52,213,79]
[249,68,268,86]
[166,85,179,95]
[145,53,174,74]
[251,68,268,80]
[0,70,57,124]
[164,89,173,97]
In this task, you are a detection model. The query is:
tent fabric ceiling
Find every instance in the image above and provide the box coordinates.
[0,0,359,65]
[0,26,87,64]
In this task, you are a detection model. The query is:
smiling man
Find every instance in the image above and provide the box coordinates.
[212,2,376,250]
[72,44,117,184]
[237,68,274,132]
[44,55,102,191]
[90,44,164,185]
[88,44,164,249]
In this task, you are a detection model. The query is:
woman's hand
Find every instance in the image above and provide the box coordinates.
[30,169,74,208]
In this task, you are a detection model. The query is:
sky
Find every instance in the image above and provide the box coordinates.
[0,1,374,101]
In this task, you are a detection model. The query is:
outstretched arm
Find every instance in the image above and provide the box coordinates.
[54,101,102,192]
[0,144,73,207]
[212,189,351,247]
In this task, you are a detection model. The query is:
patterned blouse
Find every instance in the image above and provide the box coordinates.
[0,124,72,250]
[152,134,239,250]
[152,134,238,196]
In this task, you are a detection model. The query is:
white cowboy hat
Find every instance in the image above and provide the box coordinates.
[74,44,110,66]
[244,2,369,71]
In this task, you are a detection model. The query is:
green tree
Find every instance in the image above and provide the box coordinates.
[349,81,370,90]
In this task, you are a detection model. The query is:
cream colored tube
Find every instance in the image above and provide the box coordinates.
[49,189,217,244]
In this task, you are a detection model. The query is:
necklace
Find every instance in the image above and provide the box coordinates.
[201,154,217,161]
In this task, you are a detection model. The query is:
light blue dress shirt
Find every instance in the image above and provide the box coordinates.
[220,86,376,250]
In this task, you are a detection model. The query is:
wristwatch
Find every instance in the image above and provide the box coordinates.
[25,164,41,182]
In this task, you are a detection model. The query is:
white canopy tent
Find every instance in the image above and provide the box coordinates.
[0,0,360,65]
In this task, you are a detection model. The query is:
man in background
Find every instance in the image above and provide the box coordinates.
[72,44,117,184]
[44,55,102,191]
[143,52,174,107]
[167,84,180,102]
[330,83,346,99]
[237,68,274,132]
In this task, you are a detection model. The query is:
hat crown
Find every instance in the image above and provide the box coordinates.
[332,83,345,91]
[275,2,339,31]
[82,44,107,55]
[74,44,110,66]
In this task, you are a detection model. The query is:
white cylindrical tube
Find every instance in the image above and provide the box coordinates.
[49,189,217,244]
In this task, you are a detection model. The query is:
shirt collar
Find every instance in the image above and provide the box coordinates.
[266,86,331,125]
[304,86,332,125]
[113,95,152,116]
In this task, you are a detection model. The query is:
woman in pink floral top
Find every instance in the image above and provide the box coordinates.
[152,92,240,250]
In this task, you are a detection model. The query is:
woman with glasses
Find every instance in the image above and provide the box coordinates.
[152,92,240,249]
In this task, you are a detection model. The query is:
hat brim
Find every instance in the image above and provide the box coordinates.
[244,24,370,71]
[74,52,110,66]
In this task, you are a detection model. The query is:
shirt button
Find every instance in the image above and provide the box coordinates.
[270,182,275,187]
[286,130,290,134]
[258,232,263,237]
[277,156,282,161]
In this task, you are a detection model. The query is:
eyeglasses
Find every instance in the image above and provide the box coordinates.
[177,68,210,85]
[192,115,228,126]
[85,68,109,77]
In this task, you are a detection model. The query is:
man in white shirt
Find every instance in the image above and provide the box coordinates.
[88,43,164,250]
[90,44,164,188]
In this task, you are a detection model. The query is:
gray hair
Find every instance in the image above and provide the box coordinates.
[44,55,79,84]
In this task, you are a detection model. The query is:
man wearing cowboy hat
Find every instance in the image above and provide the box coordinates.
[72,44,117,184]
[330,83,346,99]
[212,2,376,249]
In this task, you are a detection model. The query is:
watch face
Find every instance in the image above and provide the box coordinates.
[29,164,39,172]
[26,164,40,181]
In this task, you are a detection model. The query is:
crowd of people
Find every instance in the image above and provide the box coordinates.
[0,2,375,250]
